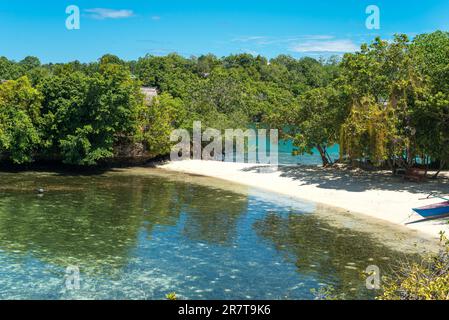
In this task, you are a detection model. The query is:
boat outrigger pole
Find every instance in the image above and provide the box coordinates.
[420,192,449,201]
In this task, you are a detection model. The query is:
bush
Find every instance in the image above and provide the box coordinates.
[378,232,449,300]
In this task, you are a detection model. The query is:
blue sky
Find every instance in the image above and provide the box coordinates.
[0,0,448,63]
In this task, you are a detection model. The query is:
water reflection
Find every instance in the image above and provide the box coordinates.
[0,174,248,271]
[252,211,420,299]
[0,170,422,299]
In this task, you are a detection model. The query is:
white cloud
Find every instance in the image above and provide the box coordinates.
[151,16,161,21]
[230,35,359,54]
[239,49,259,56]
[300,35,335,40]
[232,35,336,46]
[290,39,358,53]
[232,36,267,43]
[85,8,134,20]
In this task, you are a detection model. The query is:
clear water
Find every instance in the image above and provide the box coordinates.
[249,123,340,165]
[0,170,421,300]
[278,141,340,165]
[244,135,339,165]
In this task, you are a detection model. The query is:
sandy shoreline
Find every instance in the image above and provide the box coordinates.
[159,160,449,240]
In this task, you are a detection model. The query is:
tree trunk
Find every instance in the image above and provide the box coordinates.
[317,145,330,167]
[432,160,446,179]
[387,158,394,174]
[324,148,333,165]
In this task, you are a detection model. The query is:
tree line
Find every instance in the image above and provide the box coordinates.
[0,31,448,173]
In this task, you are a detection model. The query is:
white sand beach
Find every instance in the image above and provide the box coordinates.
[160,160,449,240]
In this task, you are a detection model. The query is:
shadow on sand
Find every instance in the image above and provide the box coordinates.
[405,213,449,225]
[241,165,449,195]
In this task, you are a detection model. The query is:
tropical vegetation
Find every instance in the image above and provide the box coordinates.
[0,31,448,173]
[378,233,449,300]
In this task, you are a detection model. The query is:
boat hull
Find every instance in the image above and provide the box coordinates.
[413,201,449,218]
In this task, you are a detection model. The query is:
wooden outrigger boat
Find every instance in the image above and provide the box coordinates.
[413,193,449,218]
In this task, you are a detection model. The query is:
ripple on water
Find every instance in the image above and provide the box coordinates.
[0,170,431,300]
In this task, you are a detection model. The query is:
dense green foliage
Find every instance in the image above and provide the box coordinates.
[0,77,42,163]
[274,31,449,169]
[338,33,449,170]
[378,233,449,300]
[1,31,448,168]
[0,51,337,165]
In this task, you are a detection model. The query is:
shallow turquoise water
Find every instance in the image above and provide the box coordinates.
[0,170,417,300]
[245,135,339,165]
[278,141,340,165]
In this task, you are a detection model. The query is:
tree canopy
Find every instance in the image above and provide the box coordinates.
[0,31,448,171]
